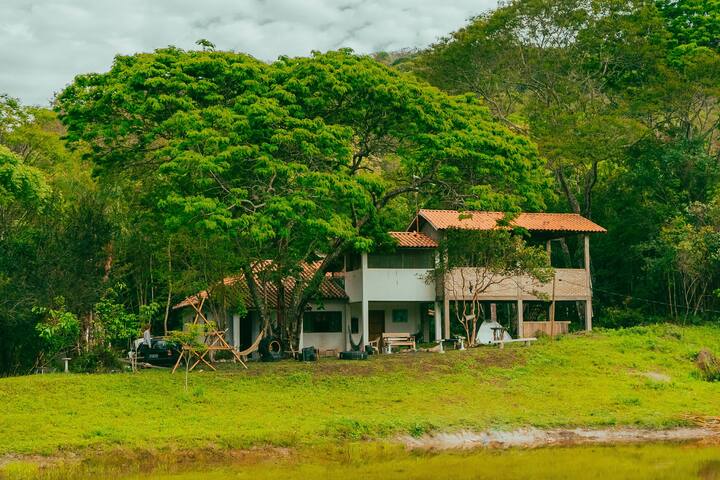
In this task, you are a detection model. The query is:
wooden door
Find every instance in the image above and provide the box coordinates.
[368,310,385,343]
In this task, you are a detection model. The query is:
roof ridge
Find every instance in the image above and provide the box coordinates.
[419,208,459,212]
[415,209,606,233]
[421,209,588,216]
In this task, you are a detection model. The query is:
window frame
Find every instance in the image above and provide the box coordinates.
[303,310,343,333]
[367,249,435,269]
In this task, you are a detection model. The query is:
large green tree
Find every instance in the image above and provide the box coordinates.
[57,48,550,348]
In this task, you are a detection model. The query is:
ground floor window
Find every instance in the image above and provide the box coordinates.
[303,311,343,333]
[392,309,409,323]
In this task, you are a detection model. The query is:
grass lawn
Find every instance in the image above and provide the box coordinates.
[1,324,719,457]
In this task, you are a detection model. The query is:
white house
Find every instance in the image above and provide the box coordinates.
[174,209,605,354]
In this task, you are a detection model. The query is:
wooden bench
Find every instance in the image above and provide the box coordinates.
[382,332,416,353]
[490,338,537,349]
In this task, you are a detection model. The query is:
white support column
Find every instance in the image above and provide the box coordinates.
[422,304,430,342]
[361,299,369,349]
[443,296,450,340]
[434,301,442,342]
[232,313,240,348]
[584,234,593,331]
[361,252,369,348]
[298,314,304,350]
[435,250,448,341]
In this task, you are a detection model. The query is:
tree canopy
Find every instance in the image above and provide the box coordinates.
[55,48,550,348]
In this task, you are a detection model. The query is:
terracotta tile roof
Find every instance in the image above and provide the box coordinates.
[173,261,347,310]
[415,209,606,233]
[389,231,438,248]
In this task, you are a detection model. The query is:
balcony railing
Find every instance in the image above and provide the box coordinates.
[444,267,590,300]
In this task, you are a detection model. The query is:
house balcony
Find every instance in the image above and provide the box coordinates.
[444,267,591,301]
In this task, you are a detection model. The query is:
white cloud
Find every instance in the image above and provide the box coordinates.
[0,0,496,105]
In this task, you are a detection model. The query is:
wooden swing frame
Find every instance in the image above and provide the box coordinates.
[171,296,247,373]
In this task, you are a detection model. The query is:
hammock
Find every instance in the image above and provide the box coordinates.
[348,331,363,351]
[237,330,264,359]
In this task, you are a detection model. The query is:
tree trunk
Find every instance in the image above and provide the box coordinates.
[242,262,271,337]
[163,241,172,335]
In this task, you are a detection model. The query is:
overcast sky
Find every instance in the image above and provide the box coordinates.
[0,0,496,106]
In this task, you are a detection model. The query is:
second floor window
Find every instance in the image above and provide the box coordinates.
[367,249,434,269]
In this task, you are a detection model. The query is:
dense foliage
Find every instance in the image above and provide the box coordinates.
[412,0,720,322]
[0,97,141,374]
[1,0,719,374]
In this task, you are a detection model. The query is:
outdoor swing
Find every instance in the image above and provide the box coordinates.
[171,296,247,373]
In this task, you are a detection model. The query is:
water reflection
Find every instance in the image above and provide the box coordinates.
[10,442,720,480]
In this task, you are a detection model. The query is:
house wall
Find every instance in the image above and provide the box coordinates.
[363,268,435,301]
[368,301,422,335]
[346,254,435,303]
[301,301,347,352]
[421,222,440,242]
[523,321,570,337]
[344,269,363,302]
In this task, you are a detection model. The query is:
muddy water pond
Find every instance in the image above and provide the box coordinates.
[13,441,720,480]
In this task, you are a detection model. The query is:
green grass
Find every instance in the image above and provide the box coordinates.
[1,324,719,458]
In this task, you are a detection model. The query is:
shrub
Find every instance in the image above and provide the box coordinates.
[33,297,80,365]
[695,348,720,382]
[70,345,122,373]
[597,307,647,329]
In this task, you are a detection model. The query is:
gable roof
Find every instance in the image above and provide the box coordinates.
[173,261,347,310]
[388,231,438,248]
[413,209,606,233]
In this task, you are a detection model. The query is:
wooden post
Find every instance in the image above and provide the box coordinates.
[443,296,450,340]
[584,234,593,331]
[361,252,369,349]
[549,274,556,338]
